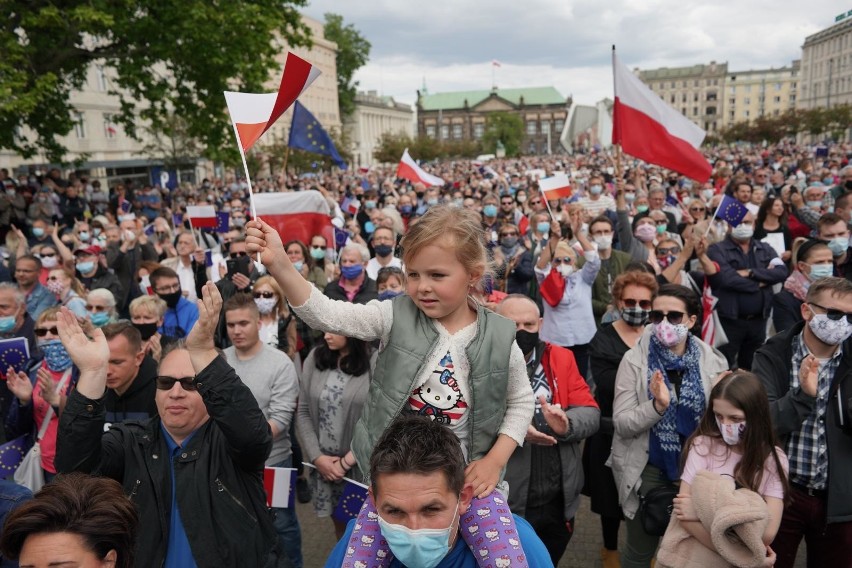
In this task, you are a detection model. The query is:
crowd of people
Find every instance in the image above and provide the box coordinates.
[0,139,850,568]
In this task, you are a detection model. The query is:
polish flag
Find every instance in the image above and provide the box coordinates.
[185,205,218,228]
[397,149,445,187]
[538,173,573,201]
[263,467,297,508]
[224,52,322,153]
[253,190,334,246]
[612,51,712,182]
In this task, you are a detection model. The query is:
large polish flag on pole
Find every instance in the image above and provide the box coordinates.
[397,149,446,187]
[253,190,334,247]
[224,52,321,153]
[612,49,712,182]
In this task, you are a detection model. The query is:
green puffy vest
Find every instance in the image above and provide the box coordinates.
[351,295,516,476]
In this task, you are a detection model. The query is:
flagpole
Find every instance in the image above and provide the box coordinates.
[703,202,721,238]
[301,462,368,489]
[282,145,291,179]
[230,121,259,221]
[186,217,202,249]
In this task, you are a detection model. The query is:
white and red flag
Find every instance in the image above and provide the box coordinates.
[253,190,333,246]
[185,205,218,229]
[224,52,321,153]
[264,467,297,508]
[397,149,445,187]
[538,173,573,201]
[612,50,712,182]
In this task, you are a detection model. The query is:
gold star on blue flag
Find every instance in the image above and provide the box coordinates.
[0,337,29,374]
[332,479,368,522]
[716,195,748,227]
[288,101,347,169]
[0,435,28,473]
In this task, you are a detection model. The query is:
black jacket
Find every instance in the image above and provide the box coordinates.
[752,321,852,523]
[56,356,278,567]
[770,289,803,334]
[104,355,158,425]
[78,265,123,304]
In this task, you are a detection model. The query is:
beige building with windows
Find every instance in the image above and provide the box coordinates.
[343,91,414,166]
[0,14,339,185]
[724,62,800,126]
[416,87,571,155]
[799,12,852,109]
[636,62,728,133]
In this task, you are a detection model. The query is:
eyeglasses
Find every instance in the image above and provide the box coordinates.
[552,257,573,266]
[657,247,680,256]
[230,251,248,258]
[654,219,668,226]
[622,298,653,310]
[253,291,276,299]
[689,207,706,213]
[155,376,197,391]
[34,327,59,337]
[500,232,518,238]
[648,310,685,325]
[85,305,109,313]
[809,302,852,323]
[529,199,541,205]
[155,283,181,294]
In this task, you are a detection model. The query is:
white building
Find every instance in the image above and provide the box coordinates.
[799,11,852,110]
[344,91,414,166]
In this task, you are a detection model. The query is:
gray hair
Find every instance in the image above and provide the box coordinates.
[340,243,370,263]
[0,283,26,308]
[87,288,117,311]
[380,207,405,236]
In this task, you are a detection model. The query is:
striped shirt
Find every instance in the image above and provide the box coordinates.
[787,332,841,490]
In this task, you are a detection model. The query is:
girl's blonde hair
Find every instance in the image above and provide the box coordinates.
[254,275,291,317]
[400,205,491,291]
[129,295,167,320]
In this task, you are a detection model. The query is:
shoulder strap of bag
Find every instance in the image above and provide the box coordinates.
[35,367,73,441]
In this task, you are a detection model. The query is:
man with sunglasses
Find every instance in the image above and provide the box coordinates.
[752,277,852,568]
[56,282,282,567]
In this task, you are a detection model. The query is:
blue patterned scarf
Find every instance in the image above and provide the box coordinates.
[647,334,705,481]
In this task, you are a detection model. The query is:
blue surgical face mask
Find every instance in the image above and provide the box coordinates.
[310,248,326,260]
[808,263,834,280]
[536,221,551,234]
[377,498,460,568]
[828,237,848,257]
[636,204,649,213]
[76,261,95,274]
[32,227,45,238]
[365,200,376,210]
[40,339,73,371]
[483,204,498,217]
[0,315,16,333]
[364,221,375,234]
[293,260,304,272]
[89,311,110,327]
[378,290,402,301]
[400,204,413,215]
[340,264,363,280]
[807,200,823,209]
[78,231,90,242]
[590,184,603,195]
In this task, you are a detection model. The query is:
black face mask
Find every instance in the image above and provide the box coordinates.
[846,180,852,191]
[158,290,182,310]
[133,322,158,340]
[515,330,539,355]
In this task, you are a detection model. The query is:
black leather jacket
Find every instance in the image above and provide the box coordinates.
[56,356,278,567]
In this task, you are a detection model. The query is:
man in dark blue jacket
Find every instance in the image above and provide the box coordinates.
[707,211,787,370]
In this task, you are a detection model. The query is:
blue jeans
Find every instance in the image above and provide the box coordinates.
[271,457,302,568]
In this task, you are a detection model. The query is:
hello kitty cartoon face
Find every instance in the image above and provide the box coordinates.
[477,507,491,517]
[495,555,512,567]
[414,369,463,411]
[347,547,355,555]
[354,523,362,530]
[485,529,499,540]
[361,535,374,545]
[499,516,511,525]
[479,549,489,558]
[354,562,367,568]
[493,496,504,504]
[367,511,379,520]
[376,550,387,559]
[509,538,520,547]
[468,524,479,534]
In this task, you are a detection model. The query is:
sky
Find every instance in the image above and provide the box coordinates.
[302,0,846,108]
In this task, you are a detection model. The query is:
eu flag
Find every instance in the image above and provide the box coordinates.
[716,195,749,227]
[332,479,368,523]
[0,338,29,374]
[215,212,230,233]
[0,435,29,476]
[288,101,347,169]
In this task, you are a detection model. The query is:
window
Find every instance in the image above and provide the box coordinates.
[73,112,86,139]
[694,93,699,102]
[775,83,782,90]
[694,80,699,87]
[541,121,550,134]
[729,97,736,105]
[554,119,564,132]
[693,107,698,116]
[526,121,537,135]
[773,96,781,103]
[426,125,436,138]
[473,123,484,139]
[682,94,687,102]
[789,94,797,103]
[670,95,675,103]
[529,142,537,154]
[707,92,717,101]
[681,107,686,115]
[452,124,462,139]
[440,125,449,140]
[744,110,750,118]
[745,97,751,104]
[682,81,687,87]
[96,65,108,91]
[729,111,735,120]
[671,82,676,88]
[103,113,116,138]
[706,107,716,115]
[745,85,752,92]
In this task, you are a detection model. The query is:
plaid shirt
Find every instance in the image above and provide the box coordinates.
[787,332,841,490]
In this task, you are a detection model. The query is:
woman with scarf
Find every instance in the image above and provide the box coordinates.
[494,223,534,294]
[610,284,728,568]
[5,307,78,482]
[46,267,87,319]
[534,214,600,380]
[772,238,833,333]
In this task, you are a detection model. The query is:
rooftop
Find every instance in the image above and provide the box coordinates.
[638,62,728,80]
[419,86,567,111]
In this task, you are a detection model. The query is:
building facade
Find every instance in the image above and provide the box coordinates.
[343,91,414,166]
[799,12,852,109]
[725,62,800,126]
[637,62,728,133]
[416,87,571,155]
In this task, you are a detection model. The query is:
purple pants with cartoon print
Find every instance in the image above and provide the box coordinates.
[341,492,529,568]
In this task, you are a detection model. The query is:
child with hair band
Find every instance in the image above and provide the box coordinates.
[247,206,535,568]
[669,371,789,567]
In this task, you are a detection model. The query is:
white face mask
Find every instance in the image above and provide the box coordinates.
[808,307,852,345]
[593,235,613,250]
[557,263,574,278]
[716,417,746,446]
[731,223,754,241]
[254,297,277,315]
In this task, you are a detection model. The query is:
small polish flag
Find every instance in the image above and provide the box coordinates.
[253,190,334,247]
[224,52,321,153]
[341,196,360,215]
[492,59,502,67]
[263,467,297,509]
[185,205,218,228]
[397,149,445,187]
[538,174,573,201]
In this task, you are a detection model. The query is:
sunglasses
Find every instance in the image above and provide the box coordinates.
[809,302,852,323]
[500,232,518,238]
[657,247,680,256]
[310,245,325,249]
[253,291,276,299]
[40,253,56,258]
[689,207,706,212]
[529,199,541,205]
[648,310,685,325]
[35,327,59,337]
[155,376,197,391]
[622,298,653,310]
[654,219,668,226]
[552,257,573,266]
[230,251,248,258]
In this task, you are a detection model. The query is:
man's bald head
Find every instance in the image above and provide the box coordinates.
[497,294,541,333]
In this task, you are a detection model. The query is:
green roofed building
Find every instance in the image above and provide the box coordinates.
[416,86,571,155]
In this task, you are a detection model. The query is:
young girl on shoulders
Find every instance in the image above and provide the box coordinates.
[672,371,788,566]
[247,205,535,568]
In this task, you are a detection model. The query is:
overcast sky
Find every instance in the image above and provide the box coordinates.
[302,0,845,108]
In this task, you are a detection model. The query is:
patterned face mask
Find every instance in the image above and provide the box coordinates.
[807,309,852,346]
[716,418,746,446]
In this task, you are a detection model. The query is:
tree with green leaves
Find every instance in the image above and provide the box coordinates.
[481,112,524,157]
[0,1,312,164]
[323,13,371,118]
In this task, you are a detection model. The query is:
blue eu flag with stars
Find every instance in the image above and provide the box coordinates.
[0,338,29,374]
[332,479,368,523]
[288,101,347,169]
[716,195,749,227]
